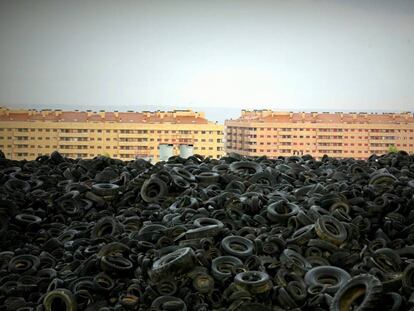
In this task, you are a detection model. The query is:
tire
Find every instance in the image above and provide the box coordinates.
[195,172,220,185]
[156,279,177,296]
[14,214,42,227]
[402,263,414,293]
[221,235,254,258]
[140,177,168,203]
[380,292,403,311]
[100,255,133,274]
[369,172,397,186]
[315,215,347,246]
[8,254,40,275]
[171,175,190,190]
[287,224,315,245]
[369,248,401,274]
[286,280,307,302]
[248,171,277,186]
[304,266,351,294]
[211,255,244,281]
[266,200,300,223]
[280,249,312,274]
[225,180,246,194]
[234,271,272,294]
[185,218,224,239]
[192,271,214,294]
[43,289,77,311]
[149,247,196,282]
[91,183,119,196]
[91,216,122,239]
[330,274,383,311]
[4,178,31,193]
[150,296,187,311]
[230,161,263,176]
[172,167,196,182]
[57,199,81,217]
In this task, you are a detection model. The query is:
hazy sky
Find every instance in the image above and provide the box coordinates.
[0,0,413,120]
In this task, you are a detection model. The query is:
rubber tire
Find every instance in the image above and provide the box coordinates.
[234,271,272,294]
[266,200,300,223]
[140,177,169,203]
[91,183,119,196]
[43,289,77,311]
[230,161,263,176]
[221,235,254,258]
[330,274,383,311]
[211,255,244,281]
[315,215,347,246]
[305,265,351,294]
[149,247,196,282]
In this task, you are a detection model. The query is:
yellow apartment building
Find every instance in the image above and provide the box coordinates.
[0,107,224,162]
[225,110,414,160]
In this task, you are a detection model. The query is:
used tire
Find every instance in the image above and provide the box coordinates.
[305,265,351,294]
[149,247,196,281]
[221,236,254,258]
[43,288,77,311]
[330,274,383,311]
[315,215,347,246]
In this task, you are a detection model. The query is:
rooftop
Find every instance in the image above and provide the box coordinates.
[228,110,414,124]
[0,107,209,124]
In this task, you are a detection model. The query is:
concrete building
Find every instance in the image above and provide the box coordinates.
[225,110,414,160]
[0,107,224,162]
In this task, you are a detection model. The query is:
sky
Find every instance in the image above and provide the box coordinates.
[0,0,413,123]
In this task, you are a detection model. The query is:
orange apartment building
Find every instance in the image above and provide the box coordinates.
[0,107,224,162]
[225,110,414,160]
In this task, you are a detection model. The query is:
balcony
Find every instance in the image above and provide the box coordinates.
[118,141,148,146]
[57,140,89,145]
[59,132,89,138]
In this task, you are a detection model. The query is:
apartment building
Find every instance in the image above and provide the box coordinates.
[225,110,414,160]
[0,107,224,162]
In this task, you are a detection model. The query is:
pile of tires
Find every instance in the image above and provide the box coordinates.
[0,150,414,310]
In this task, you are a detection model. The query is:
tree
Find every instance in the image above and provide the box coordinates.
[388,145,398,153]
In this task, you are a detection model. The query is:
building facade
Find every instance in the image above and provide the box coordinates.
[0,107,224,162]
[225,110,414,160]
